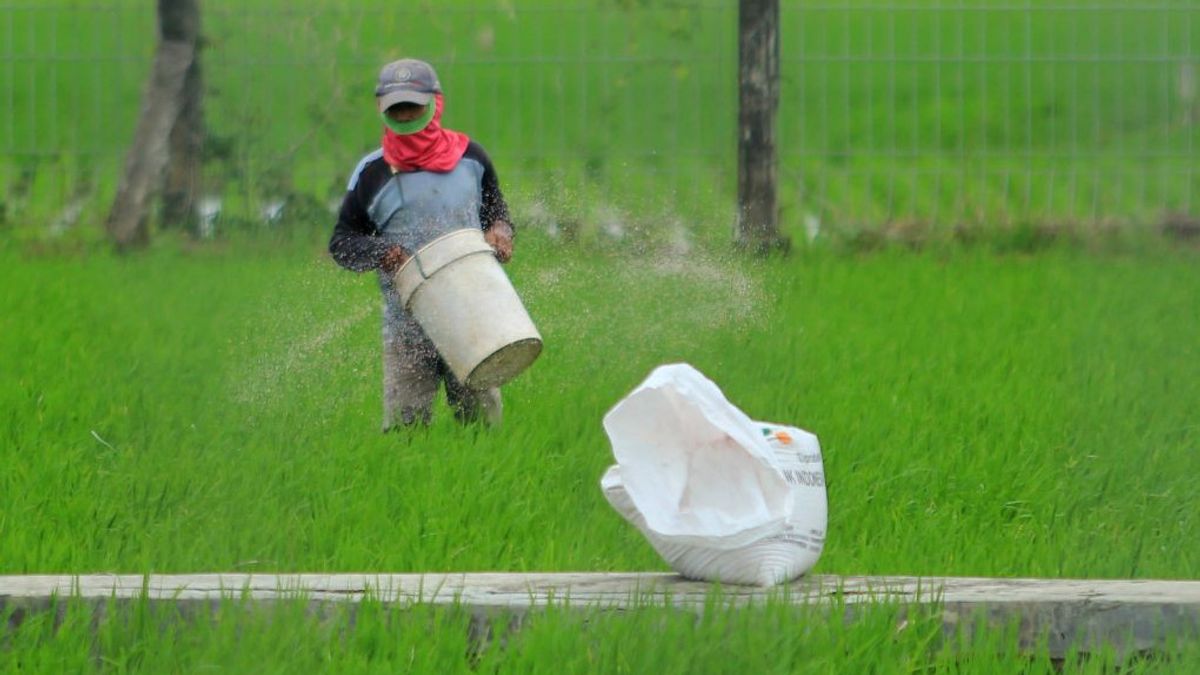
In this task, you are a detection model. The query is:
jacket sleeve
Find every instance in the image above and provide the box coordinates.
[468,141,513,231]
[329,185,392,273]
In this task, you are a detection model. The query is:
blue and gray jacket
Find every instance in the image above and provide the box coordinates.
[329,141,512,273]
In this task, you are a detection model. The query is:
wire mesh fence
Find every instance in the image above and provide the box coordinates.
[1,1,1197,240]
[783,1,1200,234]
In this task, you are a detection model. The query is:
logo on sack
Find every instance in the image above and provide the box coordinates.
[762,427,793,445]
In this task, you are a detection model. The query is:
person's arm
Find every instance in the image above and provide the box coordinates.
[329,178,407,273]
[469,141,515,263]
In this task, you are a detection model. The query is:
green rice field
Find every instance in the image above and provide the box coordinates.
[4,0,1200,670]
[2,228,1198,669]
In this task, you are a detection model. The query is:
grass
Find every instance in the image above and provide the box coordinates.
[2,230,1198,665]
[6,591,1198,673]
[3,0,1200,666]
[2,231,1198,577]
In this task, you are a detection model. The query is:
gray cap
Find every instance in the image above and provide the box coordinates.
[375,59,442,111]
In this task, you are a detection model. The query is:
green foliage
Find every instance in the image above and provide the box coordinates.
[2,1,1200,663]
[1,235,1198,578]
[2,234,1199,665]
[2,1,1197,243]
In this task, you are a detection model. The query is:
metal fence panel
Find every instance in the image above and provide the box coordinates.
[783,1,1200,232]
[1,1,1196,238]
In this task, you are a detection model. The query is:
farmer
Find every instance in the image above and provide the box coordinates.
[329,58,514,430]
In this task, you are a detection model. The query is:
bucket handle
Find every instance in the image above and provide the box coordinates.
[410,242,491,281]
[413,250,430,280]
[395,229,497,308]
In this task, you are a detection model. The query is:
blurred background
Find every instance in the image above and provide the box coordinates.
[2,0,1199,246]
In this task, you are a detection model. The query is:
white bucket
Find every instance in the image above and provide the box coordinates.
[393,228,543,390]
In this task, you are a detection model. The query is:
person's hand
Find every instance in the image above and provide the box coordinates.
[379,245,409,274]
[485,221,513,263]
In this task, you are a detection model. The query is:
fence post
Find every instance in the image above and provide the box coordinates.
[737,0,787,253]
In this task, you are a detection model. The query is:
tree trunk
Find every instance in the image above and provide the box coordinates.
[162,54,204,230]
[736,0,787,254]
[105,0,200,251]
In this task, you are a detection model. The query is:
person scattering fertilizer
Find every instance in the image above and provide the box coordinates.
[329,59,515,430]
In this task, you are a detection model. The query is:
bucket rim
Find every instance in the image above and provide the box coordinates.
[464,337,544,390]
[393,227,490,278]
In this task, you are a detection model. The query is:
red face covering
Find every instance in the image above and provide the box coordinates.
[380,94,470,173]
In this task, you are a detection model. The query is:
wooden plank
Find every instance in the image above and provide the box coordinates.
[4,573,1198,607]
[3,574,1199,657]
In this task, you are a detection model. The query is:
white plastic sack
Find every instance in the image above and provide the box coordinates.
[601,364,827,586]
